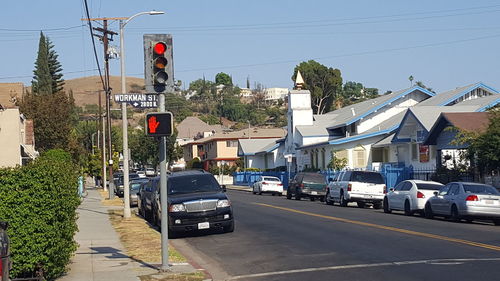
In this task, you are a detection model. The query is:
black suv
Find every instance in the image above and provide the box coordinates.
[139,170,234,236]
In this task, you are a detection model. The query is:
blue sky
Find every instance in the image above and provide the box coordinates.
[1,0,500,94]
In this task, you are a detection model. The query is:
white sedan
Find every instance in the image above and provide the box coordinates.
[384,180,444,216]
[252,176,283,196]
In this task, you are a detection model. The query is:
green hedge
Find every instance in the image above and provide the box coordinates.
[0,149,80,280]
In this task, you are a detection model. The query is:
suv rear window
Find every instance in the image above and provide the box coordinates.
[168,174,221,195]
[302,174,326,184]
[349,171,384,184]
[263,177,280,182]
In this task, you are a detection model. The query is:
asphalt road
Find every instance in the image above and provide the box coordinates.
[177,190,500,281]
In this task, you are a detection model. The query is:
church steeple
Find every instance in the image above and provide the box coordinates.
[294,71,305,90]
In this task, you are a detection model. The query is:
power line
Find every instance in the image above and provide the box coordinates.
[0,25,85,32]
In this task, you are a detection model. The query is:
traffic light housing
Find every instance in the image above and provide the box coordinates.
[145,112,173,137]
[144,34,174,93]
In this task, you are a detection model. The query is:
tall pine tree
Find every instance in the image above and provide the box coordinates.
[20,32,72,152]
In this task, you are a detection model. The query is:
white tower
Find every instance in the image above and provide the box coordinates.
[285,71,313,169]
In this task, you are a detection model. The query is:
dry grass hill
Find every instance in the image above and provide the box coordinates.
[64,76,145,108]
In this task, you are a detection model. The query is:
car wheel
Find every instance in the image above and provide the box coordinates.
[295,189,301,200]
[450,205,460,222]
[373,202,382,210]
[325,191,333,205]
[357,202,366,208]
[339,191,348,207]
[224,221,235,233]
[286,189,292,199]
[258,189,262,195]
[310,197,315,202]
[493,219,500,226]
[383,198,392,214]
[252,186,257,195]
[271,193,276,196]
[404,200,413,216]
[425,203,434,219]
[168,230,180,239]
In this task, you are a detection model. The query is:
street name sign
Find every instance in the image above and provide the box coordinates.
[114,93,158,108]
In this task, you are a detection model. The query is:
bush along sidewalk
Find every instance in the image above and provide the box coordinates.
[0,149,80,280]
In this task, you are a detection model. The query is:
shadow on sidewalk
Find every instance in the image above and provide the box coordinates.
[88,246,158,270]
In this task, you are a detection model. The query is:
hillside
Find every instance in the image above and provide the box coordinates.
[64,76,145,108]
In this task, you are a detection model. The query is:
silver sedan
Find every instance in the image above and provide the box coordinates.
[424,182,500,225]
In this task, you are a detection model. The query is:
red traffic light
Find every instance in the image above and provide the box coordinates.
[154,42,167,55]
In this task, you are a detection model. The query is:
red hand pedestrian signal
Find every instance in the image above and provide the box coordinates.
[145,112,173,137]
[148,116,160,133]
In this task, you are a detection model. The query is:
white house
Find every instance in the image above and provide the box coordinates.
[237,138,285,170]
[264,87,288,101]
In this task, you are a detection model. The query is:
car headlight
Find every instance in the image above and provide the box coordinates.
[169,204,185,212]
[217,199,231,208]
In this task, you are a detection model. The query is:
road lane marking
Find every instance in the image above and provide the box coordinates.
[228,258,500,280]
[255,203,500,252]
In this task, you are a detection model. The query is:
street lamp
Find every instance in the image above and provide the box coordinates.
[120,10,164,219]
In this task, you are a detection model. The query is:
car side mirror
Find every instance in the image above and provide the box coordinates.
[221,185,227,192]
[433,191,438,196]
[389,188,395,192]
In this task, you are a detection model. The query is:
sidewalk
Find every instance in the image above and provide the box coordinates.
[58,187,146,281]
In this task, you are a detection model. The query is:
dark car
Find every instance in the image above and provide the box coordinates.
[0,221,10,281]
[115,173,140,197]
[287,172,327,201]
[143,170,234,236]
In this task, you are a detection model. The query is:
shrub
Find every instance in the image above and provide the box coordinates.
[0,149,80,280]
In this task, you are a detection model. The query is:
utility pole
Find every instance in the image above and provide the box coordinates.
[84,17,119,198]
[85,89,107,190]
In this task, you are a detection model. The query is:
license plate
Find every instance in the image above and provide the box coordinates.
[484,200,494,204]
[311,191,318,195]
[198,222,210,229]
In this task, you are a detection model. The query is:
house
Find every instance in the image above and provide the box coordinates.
[423,112,491,168]
[176,116,224,146]
[382,82,498,169]
[183,127,286,170]
[264,88,288,101]
[238,138,285,170]
[0,107,38,167]
[285,86,436,171]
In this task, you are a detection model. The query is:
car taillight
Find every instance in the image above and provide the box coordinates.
[300,183,304,188]
[347,183,352,191]
[466,195,479,201]
[262,182,267,185]
[383,185,387,194]
[277,183,283,186]
[417,191,425,198]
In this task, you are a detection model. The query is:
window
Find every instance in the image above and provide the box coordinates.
[349,171,385,184]
[394,181,406,191]
[411,143,418,161]
[439,185,451,196]
[401,182,413,191]
[416,183,443,190]
[353,147,366,168]
[226,140,238,147]
[447,184,460,195]
[463,184,499,195]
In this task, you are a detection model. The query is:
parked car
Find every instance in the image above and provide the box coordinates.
[136,171,147,178]
[326,170,386,209]
[383,180,444,216]
[141,170,234,236]
[424,182,500,225]
[129,178,150,207]
[115,173,140,197]
[287,172,327,201]
[252,176,283,196]
[145,168,156,177]
[137,177,158,220]
[0,221,10,281]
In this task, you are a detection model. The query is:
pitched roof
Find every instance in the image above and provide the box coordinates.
[451,94,500,111]
[407,105,481,131]
[323,86,435,129]
[176,116,224,139]
[189,127,286,144]
[417,82,498,106]
[238,138,280,156]
[424,112,491,145]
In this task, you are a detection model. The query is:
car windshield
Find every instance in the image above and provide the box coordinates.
[303,174,325,184]
[350,171,384,184]
[168,174,221,195]
[263,177,280,182]
[463,184,499,195]
[416,183,443,190]
[129,174,139,179]
[130,183,142,191]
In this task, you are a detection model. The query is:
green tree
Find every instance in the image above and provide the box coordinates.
[465,111,500,174]
[415,81,435,93]
[327,150,348,170]
[292,60,343,114]
[32,32,64,95]
[342,81,379,105]
[215,72,233,86]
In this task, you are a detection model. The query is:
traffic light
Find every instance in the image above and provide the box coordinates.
[144,34,174,93]
[145,112,173,137]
